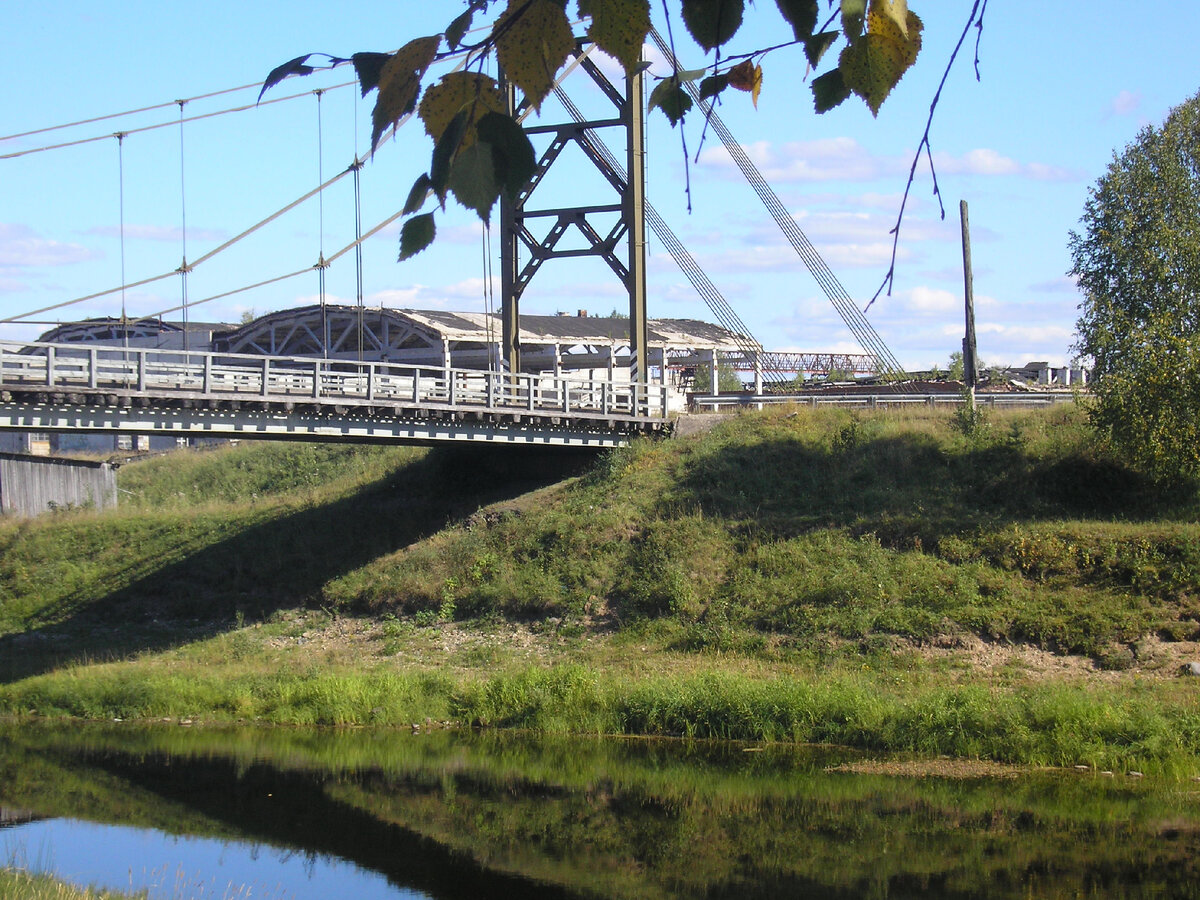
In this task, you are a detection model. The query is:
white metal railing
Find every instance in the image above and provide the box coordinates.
[0,341,669,422]
[690,391,1079,410]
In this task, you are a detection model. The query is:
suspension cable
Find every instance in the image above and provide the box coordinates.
[0,83,357,161]
[647,27,905,382]
[1,82,264,144]
[0,52,462,330]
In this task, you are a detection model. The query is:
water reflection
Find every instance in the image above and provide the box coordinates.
[3,818,425,900]
[0,722,1196,899]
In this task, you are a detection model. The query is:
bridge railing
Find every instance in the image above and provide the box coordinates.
[0,341,668,421]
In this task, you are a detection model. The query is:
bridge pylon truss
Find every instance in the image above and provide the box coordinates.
[500,43,648,387]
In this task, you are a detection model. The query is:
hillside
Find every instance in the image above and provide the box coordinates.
[1,405,1198,773]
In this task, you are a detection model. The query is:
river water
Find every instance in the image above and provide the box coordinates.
[1,721,1196,899]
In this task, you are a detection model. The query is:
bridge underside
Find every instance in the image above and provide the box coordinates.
[0,395,654,449]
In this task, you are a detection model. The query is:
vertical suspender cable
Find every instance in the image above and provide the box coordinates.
[175,99,189,352]
[175,99,190,352]
[116,132,129,352]
[353,91,365,361]
[315,89,328,358]
[482,221,496,369]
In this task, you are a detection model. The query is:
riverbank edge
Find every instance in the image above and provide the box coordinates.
[2,657,1198,780]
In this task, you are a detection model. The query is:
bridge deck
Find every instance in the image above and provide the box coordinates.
[0,342,669,448]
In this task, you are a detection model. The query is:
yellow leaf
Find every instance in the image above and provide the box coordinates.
[839,7,922,115]
[869,0,909,39]
[418,72,507,146]
[494,0,575,111]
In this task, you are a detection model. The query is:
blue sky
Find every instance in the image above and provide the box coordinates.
[2,2,1196,370]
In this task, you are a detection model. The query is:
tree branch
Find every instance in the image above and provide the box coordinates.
[866,0,985,311]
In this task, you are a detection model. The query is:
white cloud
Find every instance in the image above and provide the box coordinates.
[698,137,897,183]
[1109,90,1142,117]
[0,223,97,267]
[936,148,1020,176]
[814,242,902,270]
[975,322,1074,343]
[932,149,1077,181]
[905,285,959,313]
[699,139,1078,186]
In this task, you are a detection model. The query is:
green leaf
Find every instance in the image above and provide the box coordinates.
[370,36,441,152]
[446,9,474,51]
[493,0,575,111]
[403,174,432,215]
[648,77,693,126]
[803,30,839,68]
[430,111,470,205]
[399,213,436,261]
[699,73,730,101]
[811,68,851,113]
[418,72,507,145]
[585,0,651,75]
[775,0,819,40]
[476,112,537,202]
[351,52,391,97]
[449,142,501,221]
[841,0,867,39]
[681,0,746,52]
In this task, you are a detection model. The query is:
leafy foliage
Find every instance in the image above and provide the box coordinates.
[260,0,927,261]
[1069,88,1200,483]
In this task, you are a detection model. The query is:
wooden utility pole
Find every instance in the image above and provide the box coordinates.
[959,200,979,395]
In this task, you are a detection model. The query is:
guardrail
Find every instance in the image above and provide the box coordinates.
[0,341,669,421]
[690,391,1079,411]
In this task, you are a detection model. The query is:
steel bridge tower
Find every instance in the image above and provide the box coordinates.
[499,45,648,386]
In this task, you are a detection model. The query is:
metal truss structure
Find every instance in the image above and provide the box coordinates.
[500,44,648,382]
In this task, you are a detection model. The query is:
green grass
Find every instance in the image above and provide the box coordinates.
[1,408,1198,771]
[0,869,140,900]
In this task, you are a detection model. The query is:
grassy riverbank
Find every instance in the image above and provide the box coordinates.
[1,406,1198,774]
[0,869,136,900]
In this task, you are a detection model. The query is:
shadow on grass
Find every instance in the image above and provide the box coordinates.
[671,431,1194,543]
[0,445,597,684]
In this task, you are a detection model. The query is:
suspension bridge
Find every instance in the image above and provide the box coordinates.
[0,31,903,452]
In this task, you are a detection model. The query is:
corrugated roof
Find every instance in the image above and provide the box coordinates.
[400,309,749,350]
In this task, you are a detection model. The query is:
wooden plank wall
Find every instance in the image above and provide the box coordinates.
[0,453,117,517]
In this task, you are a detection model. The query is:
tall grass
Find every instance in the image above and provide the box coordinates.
[450,665,1200,776]
[0,869,140,900]
[2,665,457,727]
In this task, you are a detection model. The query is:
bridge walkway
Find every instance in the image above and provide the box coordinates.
[0,342,668,448]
